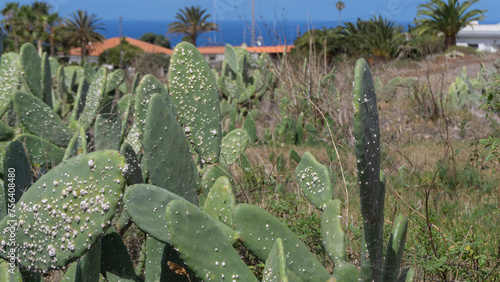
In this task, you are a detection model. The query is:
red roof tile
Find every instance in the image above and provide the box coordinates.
[68,37,173,56]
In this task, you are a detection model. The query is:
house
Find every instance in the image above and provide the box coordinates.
[457,21,500,52]
[197,44,294,67]
[64,37,173,64]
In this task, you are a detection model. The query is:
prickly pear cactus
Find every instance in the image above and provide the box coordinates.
[13,91,72,147]
[19,43,43,99]
[14,134,65,168]
[166,200,257,281]
[233,204,331,282]
[0,150,127,271]
[220,129,249,165]
[168,42,222,164]
[382,215,409,282]
[295,152,333,210]
[143,94,198,204]
[262,238,288,282]
[79,67,107,130]
[0,53,20,117]
[203,176,235,226]
[321,199,346,264]
[353,58,384,280]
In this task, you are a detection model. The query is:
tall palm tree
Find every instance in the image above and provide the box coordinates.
[335,1,345,26]
[31,1,59,54]
[168,5,218,46]
[64,10,105,64]
[414,0,486,49]
[1,2,21,52]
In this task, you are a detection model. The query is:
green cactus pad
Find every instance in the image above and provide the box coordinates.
[199,164,233,207]
[203,176,235,226]
[243,114,257,143]
[382,215,408,282]
[95,113,122,151]
[0,259,22,281]
[168,42,221,164]
[14,134,65,168]
[124,123,141,154]
[224,44,240,73]
[166,199,257,281]
[0,150,127,271]
[49,57,59,79]
[0,121,14,141]
[321,199,346,264]
[262,238,288,282]
[295,152,333,210]
[119,143,143,186]
[134,74,173,138]
[143,94,198,204]
[100,228,140,281]
[13,91,72,147]
[19,43,43,99]
[130,72,141,94]
[398,268,415,282]
[233,204,331,282]
[69,77,89,122]
[0,53,20,117]
[332,262,360,281]
[41,53,53,108]
[3,141,33,205]
[124,184,237,245]
[353,58,383,279]
[75,239,102,282]
[79,67,107,130]
[105,69,125,94]
[144,237,163,281]
[220,129,250,165]
[83,63,96,84]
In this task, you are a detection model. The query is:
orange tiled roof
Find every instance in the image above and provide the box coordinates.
[68,37,173,56]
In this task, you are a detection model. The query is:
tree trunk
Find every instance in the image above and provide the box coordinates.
[50,32,55,57]
[37,38,43,56]
[445,33,457,50]
[81,40,85,65]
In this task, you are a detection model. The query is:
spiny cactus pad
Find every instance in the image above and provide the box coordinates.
[105,69,125,94]
[143,94,198,204]
[19,43,42,99]
[166,199,257,281]
[0,150,127,270]
[79,67,107,130]
[295,152,333,210]
[382,214,409,282]
[353,58,383,279]
[95,113,122,151]
[203,176,235,226]
[0,53,20,117]
[13,91,72,147]
[262,238,288,282]
[3,141,32,204]
[41,52,53,108]
[0,121,14,141]
[332,262,359,281]
[233,204,331,282]
[14,134,65,168]
[321,199,346,264]
[124,184,237,245]
[220,129,250,165]
[169,42,221,164]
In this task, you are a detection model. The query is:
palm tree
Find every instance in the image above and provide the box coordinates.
[1,2,21,52]
[168,5,218,46]
[64,10,105,64]
[31,1,59,54]
[414,0,487,49]
[336,1,345,26]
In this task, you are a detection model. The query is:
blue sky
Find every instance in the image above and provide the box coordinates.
[2,0,498,23]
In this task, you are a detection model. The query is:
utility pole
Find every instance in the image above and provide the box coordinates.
[251,0,256,46]
[119,14,123,69]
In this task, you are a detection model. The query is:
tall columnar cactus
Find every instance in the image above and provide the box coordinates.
[353,58,385,280]
[168,42,222,164]
[0,151,127,271]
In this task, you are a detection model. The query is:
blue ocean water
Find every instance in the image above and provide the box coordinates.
[101,19,496,47]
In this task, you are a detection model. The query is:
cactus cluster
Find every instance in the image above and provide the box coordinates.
[0,41,415,282]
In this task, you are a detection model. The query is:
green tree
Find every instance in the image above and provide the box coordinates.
[335,1,345,26]
[168,5,218,46]
[139,32,170,48]
[98,38,144,68]
[1,2,21,52]
[30,1,60,54]
[414,0,487,49]
[64,9,105,64]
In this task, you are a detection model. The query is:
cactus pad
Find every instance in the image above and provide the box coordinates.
[203,176,235,226]
[0,53,20,117]
[220,129,249,165]
[321,199,346,264]
[168,42,221,164]
[262,238,288,282]
[0,150,127,270]
[166,200,257,281]
[295,152,333,210]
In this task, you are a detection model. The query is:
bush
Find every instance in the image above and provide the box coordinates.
[98,38,144,68]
